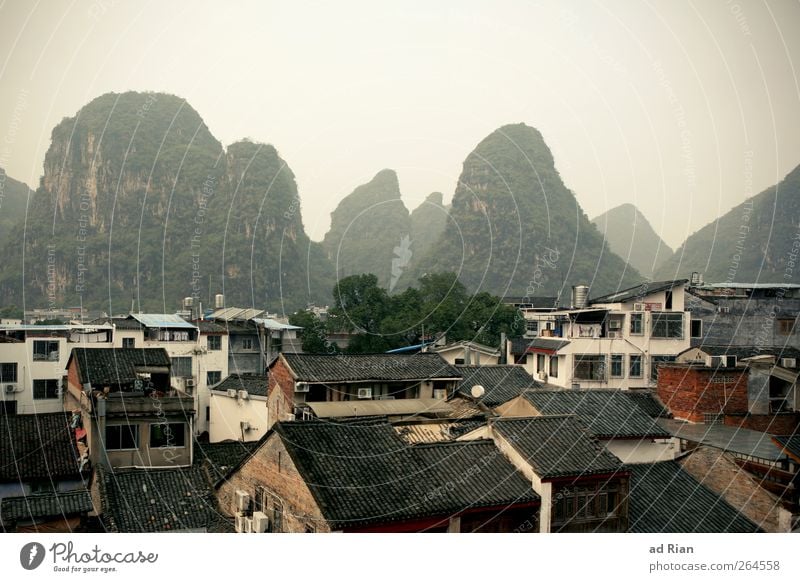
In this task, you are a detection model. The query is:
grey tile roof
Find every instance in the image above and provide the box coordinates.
[1,489,93,525]
[589,279,688,304]
[509,337,570,356]
[69,347,170,386]
[454,365,539,407]
[213,374,269,397]
[91,317,144,330]
[521,390,671,439]
[624,391,671,418]
[99,465,229,532]
[195,320,227,334]
[492,416,624,479]
[279,353,461,383]
[274,421,538,529]
[0,412,81,482]
[627,462,761,533]
[194,440,259,484]
[657,419,787,461]
[772,435,800,461]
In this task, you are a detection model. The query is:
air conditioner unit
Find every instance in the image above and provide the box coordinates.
[243,517,254,533]
[252,511,270,533]
[235,490,251,512]
[781,358,797,368]
[185,378,196,388]
[357,387,372,399]
[294,384,310,393]
[607,331,619,339]
[433,388,447,400]
[4,384,17,394]
[227,388,237,398]
[238,390,249,400]
[633,303,645,312]
[537,371,548,382]
[235,514,248,533]
[717,306,730,314]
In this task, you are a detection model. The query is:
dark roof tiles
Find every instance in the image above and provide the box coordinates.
[0,412,81,482]
[213,374,269,397]
[69,347,170,386]
[1,489,93,525]
[279,353,461,383]
[454,365,539,407]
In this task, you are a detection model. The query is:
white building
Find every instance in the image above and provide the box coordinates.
[0,323,113,415]
[208,374,291,443]
[98,314,228,436]
[510,280,692,390]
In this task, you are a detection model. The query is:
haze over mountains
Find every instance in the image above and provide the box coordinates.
[0,91,797,314]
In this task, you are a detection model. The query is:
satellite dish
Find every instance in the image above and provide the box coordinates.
[470,384,485,399]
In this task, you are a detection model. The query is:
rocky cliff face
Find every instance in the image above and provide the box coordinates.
[413,123,641,297]
[409,191,448,266]
[322,169,411,289]
[656,163,800,283]
[0,92,332,313]
[592,203,673,278]
[0,168,30,245]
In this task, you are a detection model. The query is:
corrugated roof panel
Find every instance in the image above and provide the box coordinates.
[129,313,197,329]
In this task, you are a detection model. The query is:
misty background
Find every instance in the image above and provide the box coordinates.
[1,0,799,248]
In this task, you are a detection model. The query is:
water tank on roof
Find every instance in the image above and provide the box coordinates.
[571,285,589,309]
[215,294,225,309]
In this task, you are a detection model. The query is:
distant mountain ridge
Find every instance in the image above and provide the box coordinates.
[592,203,673,278]
[656,163,800,283]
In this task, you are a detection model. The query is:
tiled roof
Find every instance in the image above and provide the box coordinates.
[509,337,570,356]
[194,440,259,484]
[492,416,624,479]
[624,391,671,418]
[772,435,800,462]
[195,320,227,333]
[692,345,800,362]
[69,347,170,386]
[0,412,81,482]
[274,421,538,529]
[279,353,461,383]
[454,365,539,407]
[445,395,491,419]
[657,419,786,461]
[627,462,761,533]
[589,279,688,304]
[99,465,229,532]
[1,489,93,525]
[521,390,671,439]
[393,420,486,444]
[213,374,269,397]
[92,317,144,330]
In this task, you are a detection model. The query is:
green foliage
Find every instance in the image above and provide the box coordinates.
[288,310,331,354]
[330,272,523,354]
[0,169,30,246]
[0,305,23,319]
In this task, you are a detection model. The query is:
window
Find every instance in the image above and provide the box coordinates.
[33,340,59,361]
[537,353,545,372]
[549,356,559,378]
[0,363,18,383]
[610,355,624,378]
[207,371,221,386]
[105,425,139,450]
[777,319,796,336]
[650,356,676,382]
[629,355,643,378]
[690,319,702,339]
[241,338,254,350]
[630,313,643,335]
[149,423,186,448]
[33,379,59,399]
[171,357,193,378]
[574,355,606,381]
[207,335,222,350]
[651,312,684,338]
[122,337,136,348]
[525,320,538,335]
[665,290,673,310]
[552,482,622,525]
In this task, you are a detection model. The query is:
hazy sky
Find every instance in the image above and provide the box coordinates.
[1,0,798,248]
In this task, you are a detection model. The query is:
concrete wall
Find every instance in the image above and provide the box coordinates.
[209,391,271,443]
[217,433,329,533]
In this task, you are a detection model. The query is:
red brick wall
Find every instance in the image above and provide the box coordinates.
[723,412,800,435]
[657,365,749,422]
[268,356,296,407]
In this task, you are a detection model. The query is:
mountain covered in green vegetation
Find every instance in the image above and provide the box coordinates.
[322,169,411,290]
[412,123,641,297]
[0,168,30,245]
[656,164,800,283]
[409,191,448,266]
[592,203,672,278]
[0,91,332,313]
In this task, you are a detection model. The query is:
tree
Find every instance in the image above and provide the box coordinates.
[288,310,330,354]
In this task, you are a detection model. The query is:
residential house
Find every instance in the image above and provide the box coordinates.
[208,307,302,375]
[64,348,195,469]
[96,314,228,435]
[268,353,462,419]
[208,374,292,443]
[0,323,113,415]
[452,364,540,408]
[495,390,676,463]
[216,420,540,532]
[432,340,501,366]
[1,488,94,533]
[512,280,691,390]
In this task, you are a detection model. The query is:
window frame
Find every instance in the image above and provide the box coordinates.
[650,312,684,339]
[149,422,186,448]
[33,378,60,400]
[573,354,607,381]
[650,355,676,382]
[105,424,140,451]
[32,340,60,361]
[206,370,222,386]
[690,319,703,339]
[170,356,193,378]
[241,338,254,350]
[0,362,18,383]
[549,356,559,378]
[122,337,136,349]
[207,335,222,351]
[629,313,643,336]
[610,354,624,378]
[629,354,643,378]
